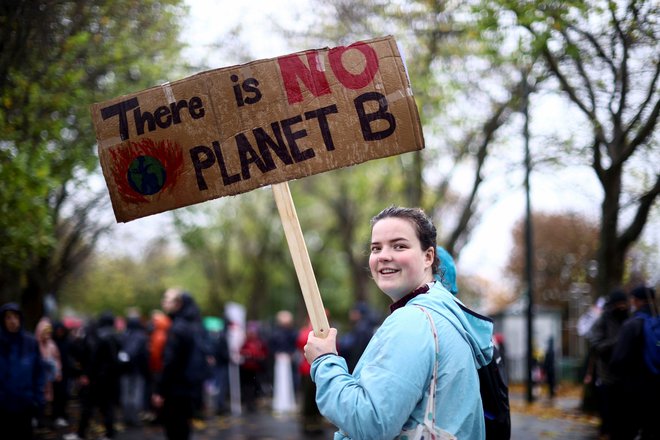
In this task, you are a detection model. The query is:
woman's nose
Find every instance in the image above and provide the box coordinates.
[378,249,393,261]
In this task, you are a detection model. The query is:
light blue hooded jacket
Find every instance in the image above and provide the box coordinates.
[311,282,493,439]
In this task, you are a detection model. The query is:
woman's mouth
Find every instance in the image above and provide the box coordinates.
[379,268,399,275]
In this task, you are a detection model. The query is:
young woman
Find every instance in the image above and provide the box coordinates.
[305,206,494,439]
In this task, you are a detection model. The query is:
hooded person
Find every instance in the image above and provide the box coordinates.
[118,314,149,426]
[610,285,659,440]
[0,302,46,440]
[586,288,630,438]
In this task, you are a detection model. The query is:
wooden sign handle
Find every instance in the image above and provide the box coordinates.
[272,182,330,338]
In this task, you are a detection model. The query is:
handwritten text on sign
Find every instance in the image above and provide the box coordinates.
[90,36,424,222]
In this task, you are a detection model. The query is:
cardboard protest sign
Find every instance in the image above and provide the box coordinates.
[91,35,424,223]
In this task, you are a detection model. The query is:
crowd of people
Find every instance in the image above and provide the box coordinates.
[1,204,656,440]
[585,284,659,440]
[0,287,380,440]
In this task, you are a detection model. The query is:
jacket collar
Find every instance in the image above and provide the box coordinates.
[389,283,431,314]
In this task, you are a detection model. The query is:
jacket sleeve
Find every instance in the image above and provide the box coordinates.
[311,307,434,439]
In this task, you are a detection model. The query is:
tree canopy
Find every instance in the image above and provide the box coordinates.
[5,0,657,326]
[477,0,660,296]
[0,0,187,327]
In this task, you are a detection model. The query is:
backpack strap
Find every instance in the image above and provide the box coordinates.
[414,306,439,429]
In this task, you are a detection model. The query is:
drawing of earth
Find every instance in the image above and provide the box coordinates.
[127,155,166,195]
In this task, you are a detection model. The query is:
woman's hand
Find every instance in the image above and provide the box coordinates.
[304,328,338,364]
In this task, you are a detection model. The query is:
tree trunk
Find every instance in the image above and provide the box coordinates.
[596,164,624,298]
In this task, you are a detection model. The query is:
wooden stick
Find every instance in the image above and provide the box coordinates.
[272,182,330,338]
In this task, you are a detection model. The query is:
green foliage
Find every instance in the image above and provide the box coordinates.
[55,0,659,320]
[0,1,187,304]
[59,247,192,318]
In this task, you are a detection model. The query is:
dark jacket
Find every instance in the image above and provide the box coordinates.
[119,316,149,376]
[77,312,121,402]
[0,303,46,413]
[157,293,207,397]
[610,305,659,388]
[586,305,629,385]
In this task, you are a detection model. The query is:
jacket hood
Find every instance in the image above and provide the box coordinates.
[410,283,493,368]
[0,302,24,332]
[97,311,115,328]
[435,246,458,296]
[177,292,201,323]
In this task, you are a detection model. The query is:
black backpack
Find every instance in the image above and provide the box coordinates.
[478,344,511,439]
[456,302,511,439]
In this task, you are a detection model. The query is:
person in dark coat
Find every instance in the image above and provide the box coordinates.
[586,289,630,438]
[152,288,206,440]
[212,320,230,415]
[543,336,557,398]
[52,320,74,427]
[0,302,45,440]
[72,311,121,440]
[610,285,660,440]
[118,315,149,426]
[339,302,377,373]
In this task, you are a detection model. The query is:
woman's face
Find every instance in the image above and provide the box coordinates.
[369,217,435,302]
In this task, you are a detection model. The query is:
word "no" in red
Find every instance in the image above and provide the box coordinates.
[278,41,379,105]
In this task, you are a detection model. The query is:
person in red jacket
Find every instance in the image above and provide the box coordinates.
[148,311,171,377]
[239,322,268,412]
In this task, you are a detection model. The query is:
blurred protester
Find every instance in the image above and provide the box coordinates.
[144,310,170,424]
[493,332,508,380]
[269,310,298,415]
[610,285,659,440]
[586,289,629,439]
[226,313,246,416]
[118,314,149,426]
[578,297,606,415]
[338,302,377,374]
[193,326,214,422]
[297,319,325,435]
[543,336,557,399]
[0,303,45,440]
[211,318,230,416]
[35,317,62,427]
[152,288,205,440]
[147,311,170,382]
[239,321,268,413]
[52,320,74,428]
[68,311,121,440]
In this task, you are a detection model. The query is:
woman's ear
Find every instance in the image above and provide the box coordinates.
[425,246,435,268]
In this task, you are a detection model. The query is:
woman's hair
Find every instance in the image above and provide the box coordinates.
[371,206,439,275]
